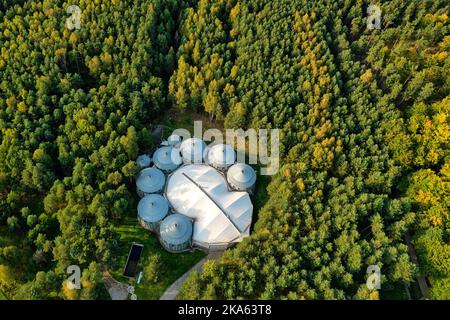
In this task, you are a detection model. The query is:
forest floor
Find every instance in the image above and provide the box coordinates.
[160,109,224,137]
[381,281,422,300]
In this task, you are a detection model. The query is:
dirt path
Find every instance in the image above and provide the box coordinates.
[160,251,224,300]
[405,235,429,299]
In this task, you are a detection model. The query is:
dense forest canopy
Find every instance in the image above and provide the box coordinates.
[172,0,449,299]
[0,0,183,299]
[0,0,449,300]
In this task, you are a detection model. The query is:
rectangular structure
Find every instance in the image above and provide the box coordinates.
[123,243,144,278]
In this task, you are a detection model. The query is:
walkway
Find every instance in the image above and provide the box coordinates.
[103,271,130,300]
[160,251,224,300]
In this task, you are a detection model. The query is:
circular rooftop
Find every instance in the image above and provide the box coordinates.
[227,163,257,190]
[137,194,169,223]
[179,138,208,164]
[136,154,152,168]
[153,146,182,172]
[136,167,165,194]
[167,134,182,147]
[159,213,193,246]
[207,144,236,169]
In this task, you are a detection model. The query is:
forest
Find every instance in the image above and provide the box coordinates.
[0,0,449,300]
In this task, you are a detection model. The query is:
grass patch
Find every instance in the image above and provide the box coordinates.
[109,214,205,300]
[161,109,224,139]
[381,280,422,300]
[253,167,271,212]
[0,290,7,300]
[153,108,225,156]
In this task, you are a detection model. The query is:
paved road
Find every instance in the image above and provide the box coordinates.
[160,251,224,300]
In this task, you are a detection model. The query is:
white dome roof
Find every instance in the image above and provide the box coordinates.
[137,194,169,223]
[207,144,236,169]
[136,154,152,168]
[179,138,208,163]
[167,134,182,147]
[165,164,253,247]
[160,213,193,245]
[227,163,256,190]
[136,167,165,194]
[153,146,182,172]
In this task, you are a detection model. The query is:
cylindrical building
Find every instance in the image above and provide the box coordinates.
[136,154,152,168]
[167,134,182,147]
[227,163,257,193]
[159,213,193,253]
[136,167,165,197]
[207,144,236,171]
[137,194,169,233]
[153,146,182,173]
[179,138,208,164]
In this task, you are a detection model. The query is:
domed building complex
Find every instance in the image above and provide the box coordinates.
[165,164,253,251]
[135,138,256,252]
